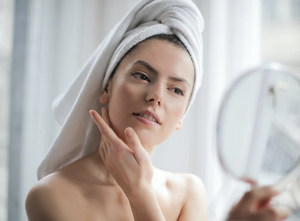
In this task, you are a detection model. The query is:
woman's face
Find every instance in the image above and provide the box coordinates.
[100,39,194,149]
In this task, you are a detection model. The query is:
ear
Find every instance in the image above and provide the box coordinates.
[99,82,111,104]
[175,120,182,130]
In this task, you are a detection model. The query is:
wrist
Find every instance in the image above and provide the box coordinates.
[125,182,154,203]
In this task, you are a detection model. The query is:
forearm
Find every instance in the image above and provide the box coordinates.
[126,184,166,221]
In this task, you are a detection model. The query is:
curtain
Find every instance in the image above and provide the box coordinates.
[8,0,261,220]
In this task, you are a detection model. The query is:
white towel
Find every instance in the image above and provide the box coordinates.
[37,0,204,180]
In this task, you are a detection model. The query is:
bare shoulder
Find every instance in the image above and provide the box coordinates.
[177,173,208,220]
[156,168,206,195]
[25,172,81,221]
[155,169,208,221]
[177,173,206,195]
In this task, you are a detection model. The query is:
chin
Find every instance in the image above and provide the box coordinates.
[134,129,165,149]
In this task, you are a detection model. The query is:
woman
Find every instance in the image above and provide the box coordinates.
[25,0,289,220]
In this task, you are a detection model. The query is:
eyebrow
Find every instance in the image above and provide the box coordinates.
[131,60,191,88]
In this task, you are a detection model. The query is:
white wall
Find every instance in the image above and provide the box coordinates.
[0,0,14,220]
[8,0,262,220]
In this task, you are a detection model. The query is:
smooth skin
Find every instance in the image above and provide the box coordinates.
[227,185,290,221]
[26,39,207,221]
[25,39,289,221]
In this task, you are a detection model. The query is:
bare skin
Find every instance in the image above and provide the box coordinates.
[26,39,290,221]
[25,150,207,221]
[25,153,290,221]
[227,185,290,221]
[26,39,203,221]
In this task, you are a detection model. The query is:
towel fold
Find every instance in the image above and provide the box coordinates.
[37,0,204,180]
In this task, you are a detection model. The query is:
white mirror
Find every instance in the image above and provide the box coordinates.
[214,63,300,219]
[216,63,300,187]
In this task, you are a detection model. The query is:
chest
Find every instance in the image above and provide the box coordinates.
[77,185,183,221]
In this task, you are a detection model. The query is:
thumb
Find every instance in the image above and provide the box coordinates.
[124,127,149,165]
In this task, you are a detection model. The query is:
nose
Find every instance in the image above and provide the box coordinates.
[145,83,164,107]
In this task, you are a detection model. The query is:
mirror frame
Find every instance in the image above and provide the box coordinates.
[215,62,300,184]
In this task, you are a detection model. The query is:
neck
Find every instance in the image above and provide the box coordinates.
[139,143,155,156]
[89,151,118,185]
[89,145,156,185]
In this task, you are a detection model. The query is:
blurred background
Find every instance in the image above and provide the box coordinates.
[0,0,300,220]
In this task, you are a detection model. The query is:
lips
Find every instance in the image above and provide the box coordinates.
[133,110,161,125]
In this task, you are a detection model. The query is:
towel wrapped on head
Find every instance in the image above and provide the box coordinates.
[37,0,204,180]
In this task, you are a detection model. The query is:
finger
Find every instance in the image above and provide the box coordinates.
[99,143,106,162]
[90,109,120,145]
[124,127,148,165]
[250,208,276,221]
[101,108,132,154]
[250,186,280,204]
[101,107,112,128]
[255,198,272,210]
[241,177,258,187]
[100,108,112,156]
[238,186,280,214]
[90,110,104,133]
[273,206,290,220]
[251,206,290,221]
[90,110,107,133]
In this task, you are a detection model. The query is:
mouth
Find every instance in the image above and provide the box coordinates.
[132,112,161,125]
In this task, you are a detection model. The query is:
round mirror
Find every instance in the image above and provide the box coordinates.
[216,63,300,186]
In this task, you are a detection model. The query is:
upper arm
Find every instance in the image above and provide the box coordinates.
[25,183,75,221]
[177,174,208,221]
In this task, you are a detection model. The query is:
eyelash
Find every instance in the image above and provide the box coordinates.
[132,72,185,96]
[132,72,150,82]
[170,88,184,96]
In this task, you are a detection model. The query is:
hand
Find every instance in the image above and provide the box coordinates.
[227,185,290,221]
[89,108,153,197]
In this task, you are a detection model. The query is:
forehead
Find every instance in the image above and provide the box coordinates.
[117,39,194,83]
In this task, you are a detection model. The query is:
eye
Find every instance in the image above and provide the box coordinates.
[170,87,184,96]
[132,72,150,82]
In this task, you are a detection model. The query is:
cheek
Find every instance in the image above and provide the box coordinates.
[110,81,141,109]
[175,107,185,119]
[108,82,141,135]
[166,97,187,122]
[168,107,184,130]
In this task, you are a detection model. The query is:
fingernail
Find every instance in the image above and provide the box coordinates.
[126,128,133,136]
[89,110,94,117]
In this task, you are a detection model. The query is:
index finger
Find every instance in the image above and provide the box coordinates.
[238,186,280,214]
[89,109,120,144]
[241,177,257,187]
